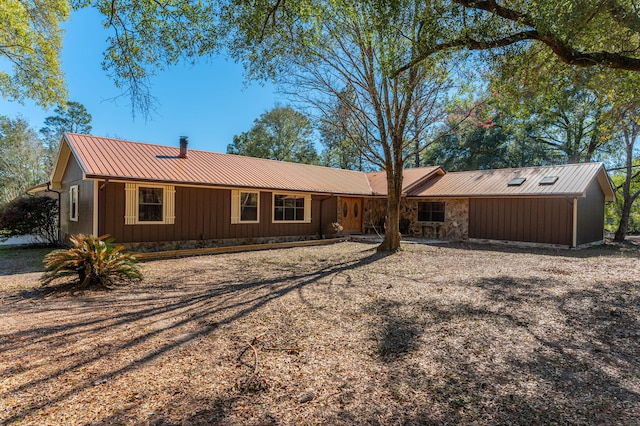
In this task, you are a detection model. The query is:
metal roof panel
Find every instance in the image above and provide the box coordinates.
[65,133,374,195]
[62,133,614,201]
[409,163,613,199]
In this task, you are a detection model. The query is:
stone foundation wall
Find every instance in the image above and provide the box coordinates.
[125,235,320,253]
[362,197,469,241]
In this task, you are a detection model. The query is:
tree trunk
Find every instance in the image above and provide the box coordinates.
[614,128,638,242]
[378,189,402,251]
[378,160,404,252]
[614,199,632,242]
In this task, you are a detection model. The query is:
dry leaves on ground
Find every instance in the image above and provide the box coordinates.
[1,241,639,425]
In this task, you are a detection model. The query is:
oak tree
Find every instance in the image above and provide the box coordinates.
[0,116,47,204]
[0,0,68,107]
[319,88,370,171]
[40,101,93,172]
[488,51,617,164]
[227,0,455,251]
[227,106,320,165]
[5,1,640,118]
[401,0,640,74]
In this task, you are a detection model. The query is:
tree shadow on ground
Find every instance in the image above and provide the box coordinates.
[3,245,639,425]
[368,298,423,362]
[0,248,390,424]
[352,274,640,425]
[427,240,640,260]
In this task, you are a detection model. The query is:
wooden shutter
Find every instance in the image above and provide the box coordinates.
[304,194,312,223]
[230,189,240,224]
[165,185,175,224]
[124,183,137,225]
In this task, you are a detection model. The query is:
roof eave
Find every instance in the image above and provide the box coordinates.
[84,174,374,196]
[407,193,587,199]
[595,165,615,202]
[402,167,446,193]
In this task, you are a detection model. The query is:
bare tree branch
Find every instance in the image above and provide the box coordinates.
[396,0,640,76]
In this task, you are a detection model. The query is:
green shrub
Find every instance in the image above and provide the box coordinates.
[0,195,58,245]
[41,234,142,289]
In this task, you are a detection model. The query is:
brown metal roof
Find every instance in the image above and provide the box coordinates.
[366,166,443,195]
[60,133,614,201]
[63,133,374,195]
[409,162,614,201]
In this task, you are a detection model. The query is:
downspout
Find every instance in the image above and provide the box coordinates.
[46,181,62,244]
[572,197,578,248]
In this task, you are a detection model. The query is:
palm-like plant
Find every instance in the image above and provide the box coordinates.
[41,234,142,289]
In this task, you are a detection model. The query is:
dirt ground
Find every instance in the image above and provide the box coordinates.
[1,240,639,425]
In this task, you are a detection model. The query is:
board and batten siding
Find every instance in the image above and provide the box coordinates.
[60,154,94,241]
[98,182,336,243]
[576,179,606,246]
[469,197,573,246]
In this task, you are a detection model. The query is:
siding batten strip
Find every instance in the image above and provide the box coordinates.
[93,180,99,236]
[572,197,578,248]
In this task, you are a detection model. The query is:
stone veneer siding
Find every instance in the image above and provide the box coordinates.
[125,235,320,253]
[363,198,469,240]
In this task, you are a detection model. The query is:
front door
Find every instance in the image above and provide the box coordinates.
[341,197,362,233]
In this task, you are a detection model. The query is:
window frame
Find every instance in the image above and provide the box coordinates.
[271,192,312,224]
[231,190,261,224]
[137,186,165,223]
[69,185,78,222]
[417,201,445,222]
[125,183,175,225]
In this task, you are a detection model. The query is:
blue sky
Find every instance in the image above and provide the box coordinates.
[0,8,283,153]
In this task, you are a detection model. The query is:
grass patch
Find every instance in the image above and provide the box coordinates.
[0,245,57,275]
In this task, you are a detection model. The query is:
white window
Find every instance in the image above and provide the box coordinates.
[125,183,175,225]
[231,190,260,224]
[272,193,312,223]
[69,185,78,221]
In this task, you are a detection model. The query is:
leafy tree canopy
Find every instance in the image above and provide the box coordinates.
[41,101,92,137]
[227,106,320,165]
[40,101,93,172]
[0,116,46,204]
[0,0,69,107]
[489,58,615,163]
[400,0,640,74]
[5,1,640,116]
[2,1,218,113]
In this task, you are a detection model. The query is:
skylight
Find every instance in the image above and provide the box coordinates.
[508,177,526,186]
[539,176,559,185]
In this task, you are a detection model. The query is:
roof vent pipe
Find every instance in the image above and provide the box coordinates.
[179,136,188,158]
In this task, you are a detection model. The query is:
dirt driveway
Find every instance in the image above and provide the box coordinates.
[1,241,639,425]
